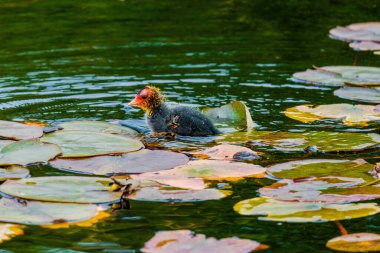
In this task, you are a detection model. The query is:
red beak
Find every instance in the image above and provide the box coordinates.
[128,97,139,106]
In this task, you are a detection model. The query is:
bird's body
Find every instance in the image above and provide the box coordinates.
[129,86,220,136]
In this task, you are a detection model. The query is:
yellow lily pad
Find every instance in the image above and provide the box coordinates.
[326,233,380,252]
[0,223,23,244]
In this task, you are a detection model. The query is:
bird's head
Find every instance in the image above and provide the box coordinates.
[128,86,164,113]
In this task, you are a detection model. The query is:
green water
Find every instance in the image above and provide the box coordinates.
[1,0,380,252]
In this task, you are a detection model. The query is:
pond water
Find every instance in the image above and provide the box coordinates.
[1,0,380,252]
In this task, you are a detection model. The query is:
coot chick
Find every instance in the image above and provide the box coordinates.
[128,86,220,136]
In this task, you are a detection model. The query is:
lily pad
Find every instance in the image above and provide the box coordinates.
[285,104,380,126]
[0,198,99,225]
[128,186,231,202]
[334,86,380,104]
[266,159,374,182]
[292,66,380,86]
[220,131,380,152]
[41,130,144,158]
[0,120,43,140]
[0,176,132,204]
[233,197,380,222]
[50,149,189,175]
[326,233,380,252]
[0,140,14,151]
[141,230,266,253]
[201,101,254,131]
[0,224,23,243]
[350,41,380,54]
[58,120,138,135]
[329,22,380,42]
[132,160,266,189]
[259,177,380,203]
[0,166,30,181]
[0,139,61,166]
[192,144,259,161]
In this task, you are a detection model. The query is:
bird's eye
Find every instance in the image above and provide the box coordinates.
[140,94,148,99]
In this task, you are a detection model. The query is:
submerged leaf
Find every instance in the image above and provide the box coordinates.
[141,230,266,253]
[41,130,144,158]
[0,139,61,166]
[334,86,380,104]
[0,224,23,243]
[326,233,380,252]
[234,197,380,222]
[192,144,259,161]
[58,120,138,135]
[0,120,43,140]
[50,149,189,175]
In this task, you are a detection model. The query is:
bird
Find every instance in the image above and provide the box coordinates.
[128,86,220,136]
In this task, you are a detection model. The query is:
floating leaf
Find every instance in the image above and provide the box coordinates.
[0,224,23,243]
[192,144,259,161]
[259,177,380,203]
[0,166,29,181]
[234,197,380,222]
[132,160,265,189]
[220,131,380,152]
[0,139,61,166]
[326,233,380,252]
[266,159,374,182]
[334,86,380,104]
[0,120,43,140]
[285,104,380,126]
[293,66,380,87]
[42,211,110,229]
[128,186,231,202]
[201,101,254,131]
[350,41,380,54]
[58,120,138,135]
[41,130,144,158]
[141,230,266,253]
[329,22,380,42]
[0,140,14,151]
[0,198,99,225]
[0,176,132,204]
[50,149,189,175]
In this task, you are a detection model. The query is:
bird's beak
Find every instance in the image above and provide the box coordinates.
[128,97,139,106]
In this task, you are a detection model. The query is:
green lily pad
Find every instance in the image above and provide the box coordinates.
[285,104,380,126]
[0,176,131,204]
[0,120,43,140]
[326,233,380,252]
[128,186,231,202]
[266,159,374,182]
[0,139,61,166]
[259,177,380,203]
[219,131,380,152]
[329,22,380,42]
[0,198,99,225]
[0,223,23,243]
[58,120,138,135]
[334,86,380,104]
[201,101,254,131]
[0,166,29,181]
[0,140,14,151]
[292,66,380,86]
[142,230,266,253]
[233,197,380,222]
[41,130,144,158]
[192,144,259,161]
[50,149,189,175]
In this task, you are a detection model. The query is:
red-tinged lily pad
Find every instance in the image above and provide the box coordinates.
[141,230,267,253]
[326,233,380,252]
[192,144,259,161]
[292,66,380,87]
[201,101,254,131]
[0,166,29,181]
[0,198,99,225]
[0,139,61,166]
[233,197,380,222]
[0,176,134,204]
[0,120,43,140]
[57,120,138,135]
[266,159,374,182]
[329,22,380,42]
[128,186,231,202]
[259,177,380,203]
[41,130,144,158]
[285,104,380,126]
[220,131,380,153]
[334,86,380,104]
[0,224,23,243]
[132,160,266,189]
[50,149,189,175]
